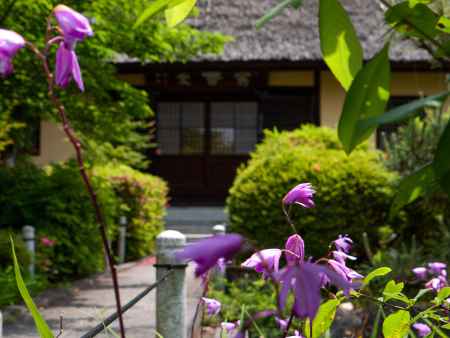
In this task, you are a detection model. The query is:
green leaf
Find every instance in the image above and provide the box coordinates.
[434,287,450,304]
[382,310,411,338]
[10,237,54,338]
[256,0,302,29]
[436,16,450,33]
[319,0,363,90]
[385,3,439,39]
[383,280,406,302]
[363,267,392,285]
[165,0,197,27]
[442,323,450,329]
[390,164,439,217]
[433,119,450,195]
[133,0,172,28]
[357,92,450,133]
[338,44,391,153]
[304,299,340,338]
[413,288,432,302]
[408,0,432,6]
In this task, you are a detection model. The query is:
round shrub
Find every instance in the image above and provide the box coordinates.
[94,164,168,261]
[227,125,398,258]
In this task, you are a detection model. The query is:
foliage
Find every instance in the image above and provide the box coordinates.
[0,0,229,167]
[0,230,30,270]
[227,125,397,257]
[94,164,168,261]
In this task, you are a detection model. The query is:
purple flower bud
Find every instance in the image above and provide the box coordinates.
[221,321,238,333]
[176,234,244,277]
[201,297,221,316]
[283,183,315,208]
[328,259,363,282]
[55,43,84,91]
[0,29,25,76]
[53,5,93,47]
[275,317,288,331]
[412,323,431,337]
[428,262,447,275]
[412,267,427,280]
[285,234,305,265]
[425,275,447,292]
[241,249,281,278]
[333,235,353,253]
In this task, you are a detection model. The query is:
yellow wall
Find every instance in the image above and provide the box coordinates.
[32,121,75,166]
[320,71,448,128]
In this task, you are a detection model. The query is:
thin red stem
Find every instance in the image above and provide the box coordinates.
[26,36,126,338]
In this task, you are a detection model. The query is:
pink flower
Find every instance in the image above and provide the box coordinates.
[283,183,315,208]
[427,262,447,275]
[425,275,447,292]
[412,323,431,337]
[412,267,427,280]
[285,234,304,265]
[0,29,25,76]
[41,237,56,247]
[241,249,281,278]
[221,321,239,333]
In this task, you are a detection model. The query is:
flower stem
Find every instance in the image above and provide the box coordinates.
[26,37,126,338]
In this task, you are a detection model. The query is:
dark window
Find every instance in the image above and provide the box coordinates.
[377,96,419,149]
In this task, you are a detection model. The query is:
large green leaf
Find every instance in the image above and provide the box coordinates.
[433,119,450,195]
[437,15,450,33]
[11,237,54,338]
[390,164,439,217]
[338,44,391,154]
[363,267,392,285]
[319,0,363,90]
[357,92,450,133]
[382,310,411,338]
[304,299,340,338]
[165,0,197,27]
[385,3,439,39]
[133,0,172,28]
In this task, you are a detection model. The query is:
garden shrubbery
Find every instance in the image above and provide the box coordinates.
[227,125,399,258]
[0,160,167,280]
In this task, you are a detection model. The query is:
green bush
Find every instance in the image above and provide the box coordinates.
[94,164,168,261]
[227,125,398,258]
[0,230,30,270]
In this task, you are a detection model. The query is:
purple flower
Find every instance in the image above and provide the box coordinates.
[221,321,239,333]
[412,323,431,337]
[333,235,353,253]
[427,262,447,275]
[275,317,288,331]
[332,250,356,264]
[328,259,363,282]
[176,234,244,277]
[425,275,447,292]
[241,249,281,278]
[0,29,25,76]
[202,297,221,316]
[283,183,315,208]
[276,234,360,322]
[285,234,304,265]
[412,267,427,280]
[53,5,93,91]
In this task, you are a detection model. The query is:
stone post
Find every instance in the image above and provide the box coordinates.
[0,310,3,338]
[212,224,227,284]
[118,216,127,264]
[22,225,35,278]
[156,230,187,338]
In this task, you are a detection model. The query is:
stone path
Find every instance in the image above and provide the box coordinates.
[3,258,203,338]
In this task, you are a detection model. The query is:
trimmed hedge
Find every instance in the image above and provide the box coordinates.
[94,164,168,261]
[0,160,167,280]
[227,126,398,258]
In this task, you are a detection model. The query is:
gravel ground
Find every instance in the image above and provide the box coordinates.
[3,258,203,338]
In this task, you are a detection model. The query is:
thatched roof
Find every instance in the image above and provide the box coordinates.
[188,0,430,62]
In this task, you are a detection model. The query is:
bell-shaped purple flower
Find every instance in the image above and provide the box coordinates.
[425,275,447,292]
[176,234,244,277]
[53,5,93,47]
[53,5,93,91]
[332,250,356,264]
[241,249,281,278]
[221,321,239,334]
[333,235,353,253]
[427,262,447,275]
[0,29,25,77]
[202,297,221,316]
[328,259,364,282]
[412,323,431,337]
[412,267,427,280]
[285,234,305,265]
[283,183,315,208]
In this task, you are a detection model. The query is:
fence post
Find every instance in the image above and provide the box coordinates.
[156,230,186,338]
[212,224,226,236]
[22,225,35,278]
[0,310,3,338]
[118,216,127,264]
